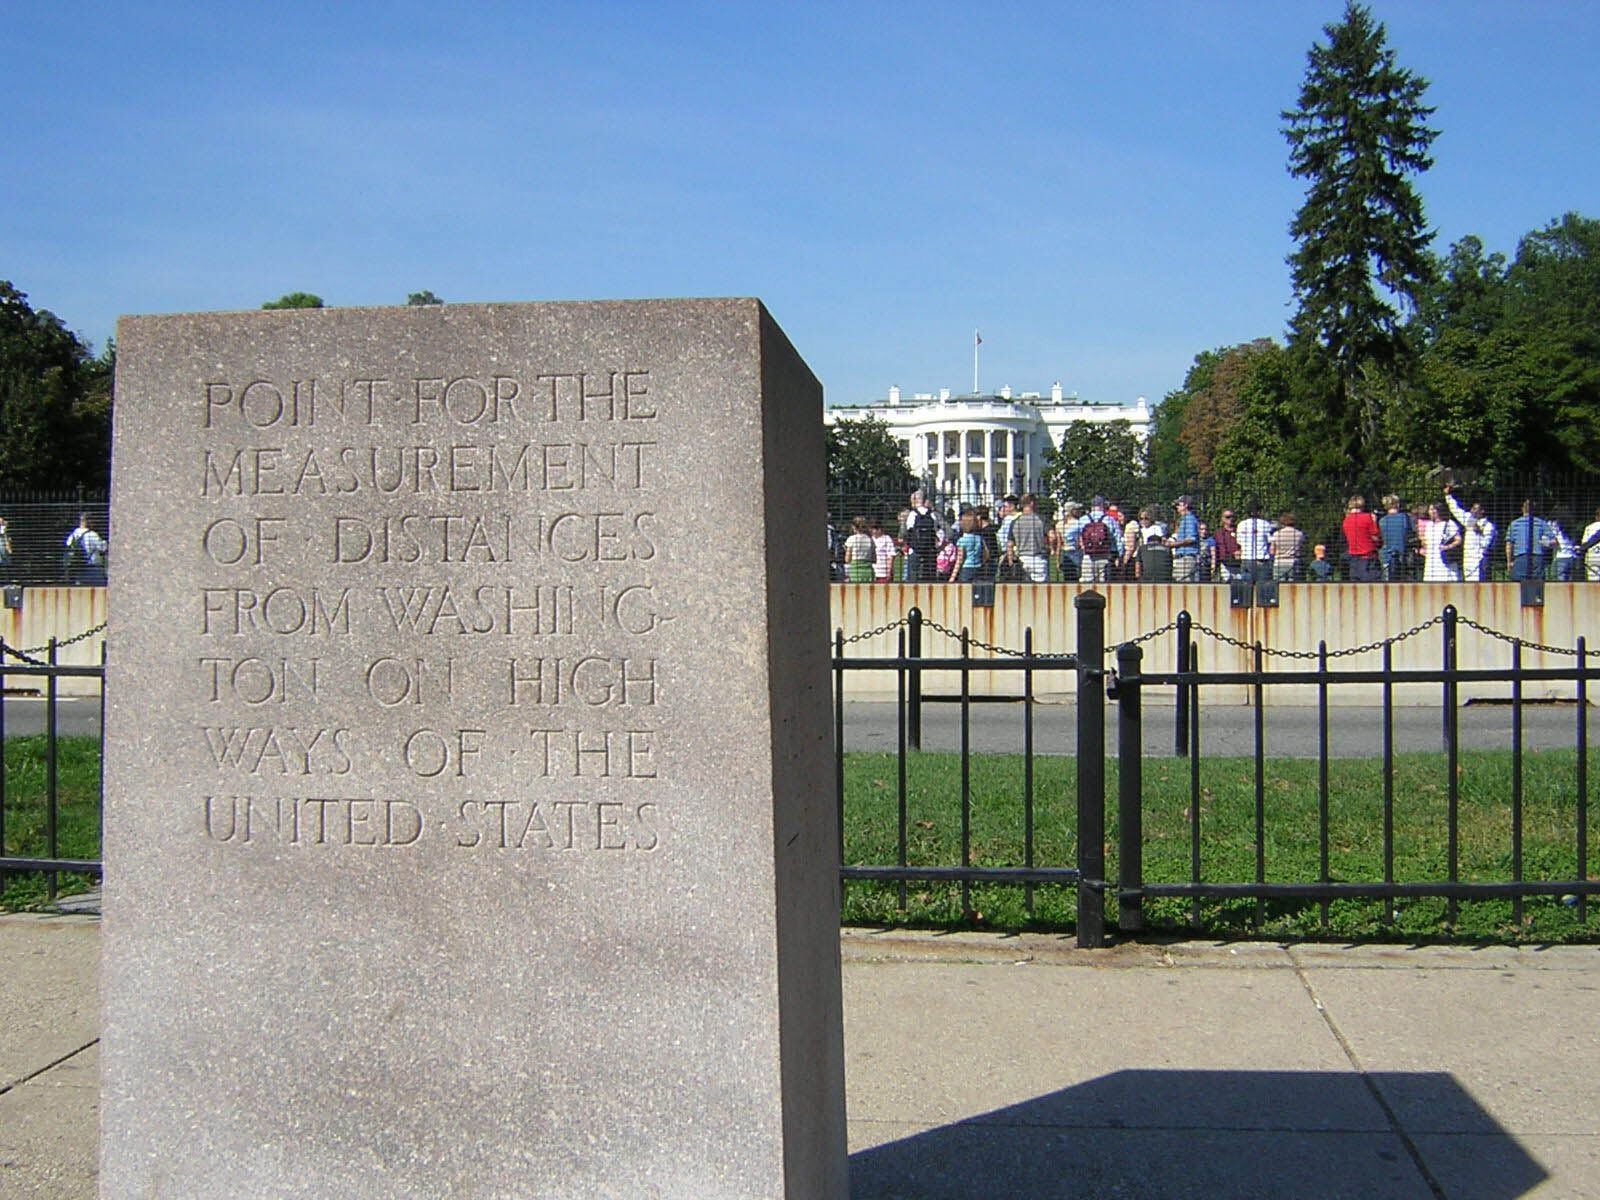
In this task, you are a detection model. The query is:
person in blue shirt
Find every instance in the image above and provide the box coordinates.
[1505,499,1556,581]
[1169,495,1201,581]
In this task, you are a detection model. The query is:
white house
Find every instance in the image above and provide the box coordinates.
[825,383,1150,500]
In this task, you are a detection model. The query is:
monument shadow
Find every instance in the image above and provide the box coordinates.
[850,1068,1546,1199]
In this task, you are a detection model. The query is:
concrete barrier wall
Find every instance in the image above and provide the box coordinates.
[830,583,1600,707]
[2,587,106,696]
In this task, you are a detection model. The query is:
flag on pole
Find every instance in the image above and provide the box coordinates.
[974,331,982,346]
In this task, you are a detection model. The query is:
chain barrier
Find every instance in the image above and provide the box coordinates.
[1122,620,1179,648]
[918,616,1075,660]
[1456,615,1582,658]
[0,621,108,667]
[836,617,910,646]
[1182,614,1447,660]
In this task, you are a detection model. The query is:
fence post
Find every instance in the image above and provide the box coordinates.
[907,606,923,752]
[1175,610,1192,756]
[1116,640,1144,933]
[1443,604,1459,926]
[1076,590,1107,948]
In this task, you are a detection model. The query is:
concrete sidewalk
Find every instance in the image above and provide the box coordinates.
[2,916,1596,1199]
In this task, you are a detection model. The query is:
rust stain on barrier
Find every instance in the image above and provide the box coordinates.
[833,582,1600,706]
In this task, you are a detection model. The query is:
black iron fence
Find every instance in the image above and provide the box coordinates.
[834,599,1600,947]
[0,638,105,904]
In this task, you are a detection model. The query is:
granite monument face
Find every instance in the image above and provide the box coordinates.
[103,300,846,1198]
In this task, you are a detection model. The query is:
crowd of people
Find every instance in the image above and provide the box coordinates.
[830,486,1600,585]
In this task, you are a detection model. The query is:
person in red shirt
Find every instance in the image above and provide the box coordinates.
[1341,494,1382,581]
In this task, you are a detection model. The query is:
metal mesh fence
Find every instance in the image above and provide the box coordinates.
[0,493,111,587]
[826,472,1600,582]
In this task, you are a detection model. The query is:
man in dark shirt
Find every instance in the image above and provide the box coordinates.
[1212,509,1242,581]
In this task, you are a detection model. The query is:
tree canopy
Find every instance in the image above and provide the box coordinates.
[825,415,916,494]
[406,290,444,306]
[0,282,111,490]
[1040,419,1146,507]
[262,292,324,309]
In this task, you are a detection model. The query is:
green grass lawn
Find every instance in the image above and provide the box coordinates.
[5,736,1596,943]
[0,735,102,909]
[843,748,1600,942]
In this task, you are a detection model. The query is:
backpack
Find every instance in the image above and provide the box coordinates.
[1080,516,1112,557]
[908,508,937,556]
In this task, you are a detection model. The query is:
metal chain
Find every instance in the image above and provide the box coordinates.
[918,616,1075,660]
[1122,620,1179,648]
[1186,613,1446,660]
[1456,614,1581,658]
[3,621,107,661]
[837,617,910,646]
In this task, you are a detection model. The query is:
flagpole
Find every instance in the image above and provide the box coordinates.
[973,330,980,394]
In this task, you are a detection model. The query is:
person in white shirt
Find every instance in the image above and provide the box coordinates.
[1582,506,1600,582]
[1235,504,1276,583]
[1443,485,1496,581]
[65,513,108,586]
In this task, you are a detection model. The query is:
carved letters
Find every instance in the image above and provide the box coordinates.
[194,362,668,855]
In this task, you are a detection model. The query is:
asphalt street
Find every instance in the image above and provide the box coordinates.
[0,697,101,739]
[843,698,1589,758]
[1,695,1586,759]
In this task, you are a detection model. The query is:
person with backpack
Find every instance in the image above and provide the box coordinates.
[65,513,108,586]
[1077,496,1122,583]
[903,490,939,582]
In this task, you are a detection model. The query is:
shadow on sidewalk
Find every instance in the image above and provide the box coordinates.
[851,1069,1545,1199]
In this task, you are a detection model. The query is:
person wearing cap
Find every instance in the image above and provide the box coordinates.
[1169,495,1200,582]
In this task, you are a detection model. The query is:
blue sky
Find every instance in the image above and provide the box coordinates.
[6,2,1596,408]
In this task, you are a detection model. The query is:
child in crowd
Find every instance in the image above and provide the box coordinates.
[1307,543,1333,582]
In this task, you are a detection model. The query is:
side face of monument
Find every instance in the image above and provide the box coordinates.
[102,299,846,1198]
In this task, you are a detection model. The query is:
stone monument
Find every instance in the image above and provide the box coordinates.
[102,300,847,1198]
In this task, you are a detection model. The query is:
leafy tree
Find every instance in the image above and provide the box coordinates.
[262,292,324,309]
[0,282,110,489]
[1040,419,1146,508]
[406,290,444,306]
[1397,214,1600,479]
[1283,1,1438,463]
[825,414,916,494]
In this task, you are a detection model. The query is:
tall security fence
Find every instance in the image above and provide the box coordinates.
[0,492,111,587]
[827,471,1600,583]
[834,600,1600,947]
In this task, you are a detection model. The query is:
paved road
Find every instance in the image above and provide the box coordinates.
[5,696,1585,759]
[0,698,100,739]
[844,698,1590,758]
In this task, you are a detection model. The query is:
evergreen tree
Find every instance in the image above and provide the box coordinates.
[1283,1,1437,464]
